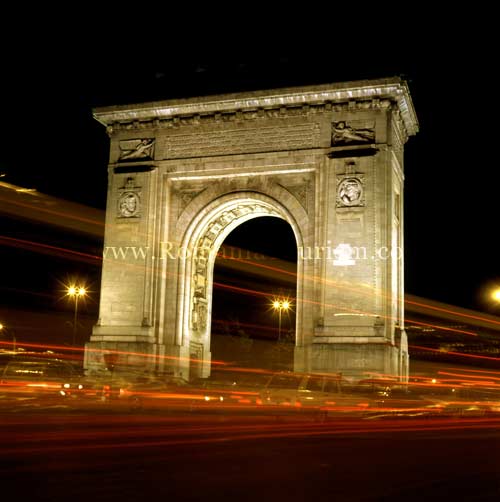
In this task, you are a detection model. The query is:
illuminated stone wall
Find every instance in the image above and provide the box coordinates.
[85,78,418,381]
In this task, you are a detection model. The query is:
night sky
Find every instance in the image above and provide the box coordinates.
[1,31,499,339]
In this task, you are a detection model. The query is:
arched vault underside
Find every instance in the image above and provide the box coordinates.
[175,191,305,378]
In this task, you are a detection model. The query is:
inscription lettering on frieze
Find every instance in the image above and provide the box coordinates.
[158,124,320,159]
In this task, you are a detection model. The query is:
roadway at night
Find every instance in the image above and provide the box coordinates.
[1,409,500,501]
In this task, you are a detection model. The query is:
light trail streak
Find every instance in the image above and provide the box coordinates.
[2,221,498,355]
[437,371,500,382]
[405,297,500,326]
[0,340,229,367]
[409,344,500,362]
[213,254,492,338]
[0,193,105,229]
[212,280,479,337]
[446,367,500,377]
[2,183,499,339]
[0,235,101,263]
[3,233,490,339]
[216,250,500,331]
[7,228,480,341]
[2,417,500,456]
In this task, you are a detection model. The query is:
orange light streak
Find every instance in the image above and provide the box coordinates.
[0,235,101,263]
[409,344,500,362]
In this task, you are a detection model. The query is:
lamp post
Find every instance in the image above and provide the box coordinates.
[67,286,86,346]
[272,299,290,342]
[0,323,16,351]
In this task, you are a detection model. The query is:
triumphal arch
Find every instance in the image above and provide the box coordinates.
[85,77,418,381]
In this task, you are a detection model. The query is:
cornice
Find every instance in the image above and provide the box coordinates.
[93,77,419,138]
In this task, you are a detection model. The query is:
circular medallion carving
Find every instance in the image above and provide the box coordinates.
[338,178,363,206]
[118,192,140,217]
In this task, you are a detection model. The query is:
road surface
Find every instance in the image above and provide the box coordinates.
[1,409,499,501]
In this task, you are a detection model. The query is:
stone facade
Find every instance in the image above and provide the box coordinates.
[85,78,418,381]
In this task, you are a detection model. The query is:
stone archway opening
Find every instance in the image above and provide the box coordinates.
[178,193,303,380]
[210,216,298,377]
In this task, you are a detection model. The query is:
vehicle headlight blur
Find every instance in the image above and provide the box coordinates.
[78,384,83,390]
[219,396,224,402]
[63,383,71,389]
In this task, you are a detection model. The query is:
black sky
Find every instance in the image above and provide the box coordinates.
[0,29,498,318]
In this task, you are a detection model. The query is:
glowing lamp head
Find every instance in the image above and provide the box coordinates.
[273,300,281,310]
[0,323,3,331]
[282,301,290,310]
[67,285,86,297]
[492,289,500,302]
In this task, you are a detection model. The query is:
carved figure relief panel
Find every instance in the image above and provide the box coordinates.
[331,121,375,146]
[118,138,155,161]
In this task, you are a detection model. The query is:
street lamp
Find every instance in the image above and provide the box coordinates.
[67,285,86,346]
[492,288,500,303]
[272,298,291,342]
[0,323,16,351]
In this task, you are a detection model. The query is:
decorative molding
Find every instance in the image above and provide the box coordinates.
[94,78,418,138]
[391,112,405,166]
[190,202,279,332]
